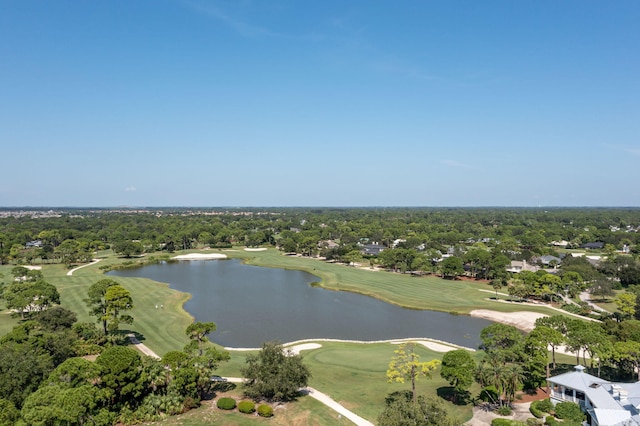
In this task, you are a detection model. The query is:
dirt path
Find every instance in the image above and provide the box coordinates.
[127,334,160,359]
[67,259,101,276]
[580,291,611,313]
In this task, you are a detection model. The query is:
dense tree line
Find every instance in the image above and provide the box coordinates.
[1,208,639,266]
[0,271,231,425]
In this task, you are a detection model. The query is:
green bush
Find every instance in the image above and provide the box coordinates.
[529,405,544,419]
[216,397,236,410]
[257,404,274,417]
[554,402,585,422]
[544,416,558,426]
[480,385,499,403]
[530,398,554,419]
[238,400,256,414]
[496,405,513,416]
[491,419,527,426]
[534,399,554,414]
[526,419,542,426]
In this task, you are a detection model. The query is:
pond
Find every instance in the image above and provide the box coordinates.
[108,259,493,348]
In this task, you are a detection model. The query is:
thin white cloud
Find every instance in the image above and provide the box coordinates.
[189,2,275,38]
[624,148,640,156]
[441,159,472,169]
[124,186,137,192]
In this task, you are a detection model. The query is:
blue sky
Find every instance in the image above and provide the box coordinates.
[1,1,638,207]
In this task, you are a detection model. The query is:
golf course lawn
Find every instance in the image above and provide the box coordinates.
[215,341,480,423]
[0,247,583,424]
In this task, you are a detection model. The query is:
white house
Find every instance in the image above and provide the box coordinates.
[548,365,640,425]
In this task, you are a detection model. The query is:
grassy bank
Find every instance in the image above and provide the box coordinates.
[225,248,568,317]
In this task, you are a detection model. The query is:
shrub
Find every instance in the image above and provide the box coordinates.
[491,419,526,426]
[529,405,544,419]
[526,419,541,426]
[530,399,554,419]
[480,385,499,403]
[257,404,274,417]
[238,400,256,414]
[216,397,236,410]
[496,405,513,416]
[533,398,554,414]
[554,402,585,422]
[545,416,559,426]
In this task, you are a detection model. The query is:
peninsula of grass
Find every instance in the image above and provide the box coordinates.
[223,248,569,318]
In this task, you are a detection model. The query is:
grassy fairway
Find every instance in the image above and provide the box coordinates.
[229,248,565,317]
[217,341,480,424]
[25,257,195,356]
[302,341,478,423]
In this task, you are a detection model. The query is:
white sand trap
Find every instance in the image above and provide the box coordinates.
[470,309,547,332]
[390,340,462,353]
[286,343,322,355]
[244,248,267,251]
[23,265,42,270]
[172,253,227,260]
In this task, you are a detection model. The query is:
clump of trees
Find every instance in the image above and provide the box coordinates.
[241,341,311,402]
[380,342,461,425]
[85,279,133,334]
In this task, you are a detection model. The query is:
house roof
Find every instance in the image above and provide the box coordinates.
[540,255,562,264]
[548,367,610,394]
[592,408,632,425]
[549,366,640,425]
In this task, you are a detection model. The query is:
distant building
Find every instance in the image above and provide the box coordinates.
[581,242,605,250]
[506,259,540,273]
[361,244,385,256]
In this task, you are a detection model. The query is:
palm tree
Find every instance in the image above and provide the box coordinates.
[502,364,524,405]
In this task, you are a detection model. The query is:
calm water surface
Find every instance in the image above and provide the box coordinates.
[109,259,493,348]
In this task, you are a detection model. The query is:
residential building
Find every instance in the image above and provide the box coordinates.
[548,365,640,425]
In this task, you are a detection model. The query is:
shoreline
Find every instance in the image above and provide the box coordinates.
[114,249,594,357]
[224,336,476,353]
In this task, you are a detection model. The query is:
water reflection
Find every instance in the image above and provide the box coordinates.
[109,259,493,348]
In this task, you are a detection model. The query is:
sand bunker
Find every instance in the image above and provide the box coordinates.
[390,340,462,353]
[244,248,267,251]
[286,343,322,355]
[172,253,227,260]
[470,309,547,332]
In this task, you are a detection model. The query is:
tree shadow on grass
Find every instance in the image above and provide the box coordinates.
[437,386,471,406]
[121,329,145,341]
